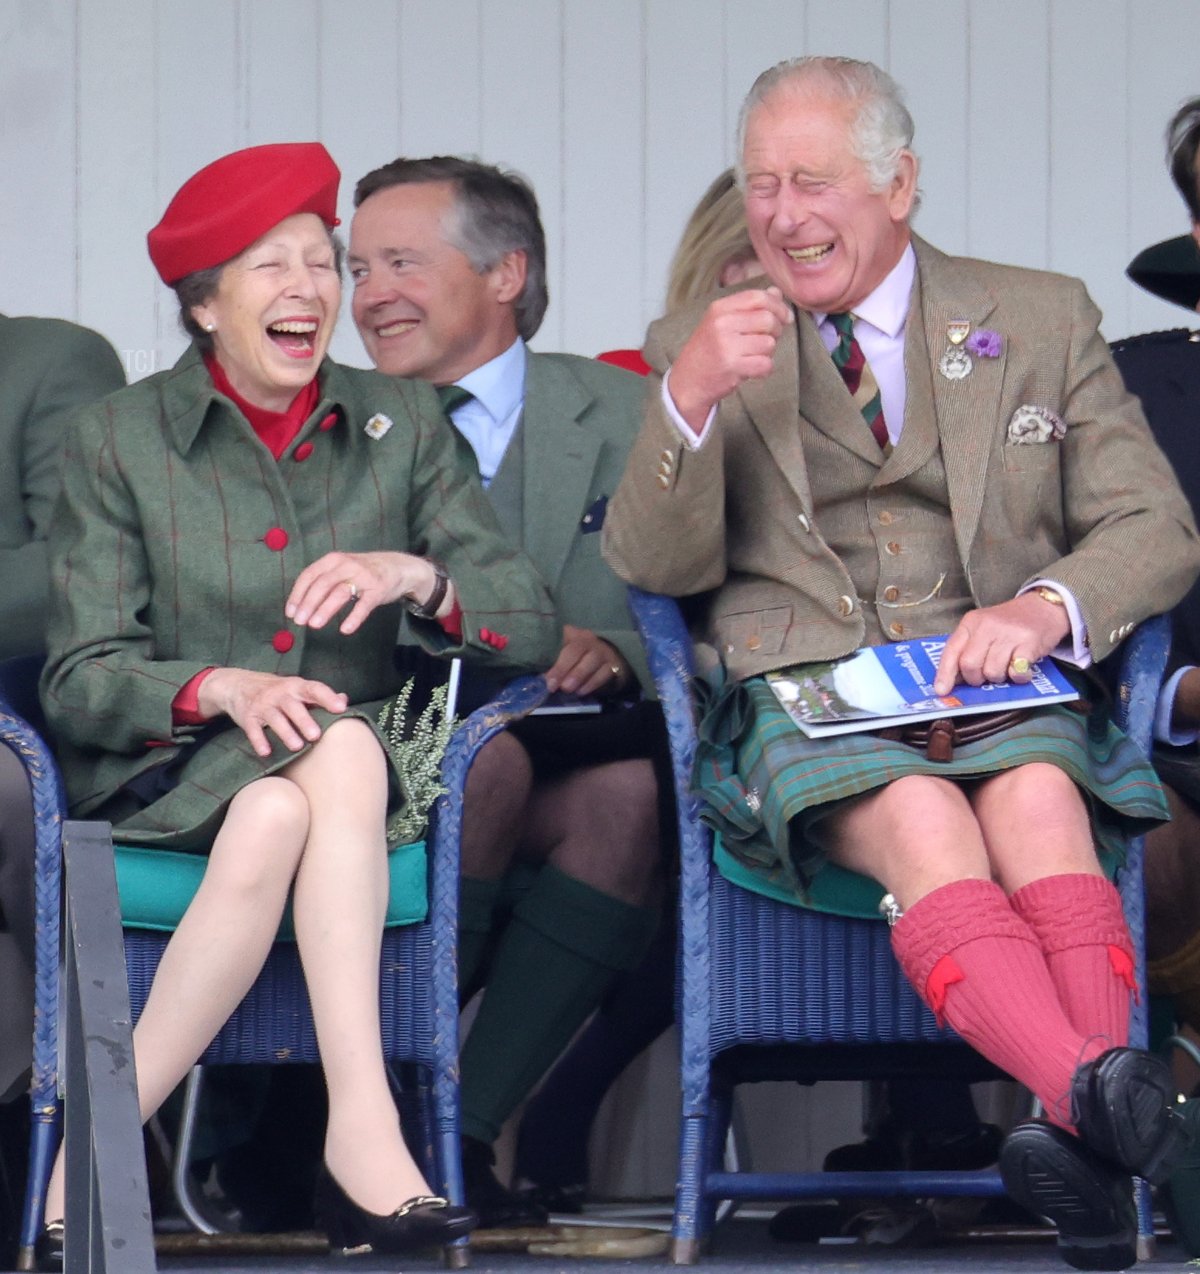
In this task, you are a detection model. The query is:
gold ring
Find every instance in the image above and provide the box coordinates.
[1009,656,1031,676]
[345,580,359,602]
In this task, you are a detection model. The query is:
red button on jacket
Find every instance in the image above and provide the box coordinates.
[319,412,338,432]
[264,527,289,551]
[272,630,295,653]
[294,441,314,462]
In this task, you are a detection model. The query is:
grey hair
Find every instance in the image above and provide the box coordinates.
[736,56,918,203]
[354,156,548,341]
[173,229,344,352]
[1167,97,1200,224]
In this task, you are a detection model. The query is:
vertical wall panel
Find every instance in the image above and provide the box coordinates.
[889,3,970,256]
[481,0,565,349]
[242,0,321,143]
[154,0,242,367]
[805,0,889,66]
[966,0,1051,268]
[397,0,484,156]
[1125,0,1200,339]
[723,0,808,169]
[78,0,158,380]
[1048,0,1129,338]
[0,0,78,320]
[643,0,727,326]
[561,0,645,355]
[317,0,402,368]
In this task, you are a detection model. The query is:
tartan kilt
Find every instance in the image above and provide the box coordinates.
[695,666,1170,919]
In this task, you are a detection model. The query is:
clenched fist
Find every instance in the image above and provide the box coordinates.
[669,286,793,429]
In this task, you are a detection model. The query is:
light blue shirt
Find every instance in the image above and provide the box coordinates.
[443,337,526,487]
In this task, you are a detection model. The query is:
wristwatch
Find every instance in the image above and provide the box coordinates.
[404,559,450,620]
[1033,586,1065,607]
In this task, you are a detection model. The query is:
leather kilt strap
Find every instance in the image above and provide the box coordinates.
[874,708,1033,763]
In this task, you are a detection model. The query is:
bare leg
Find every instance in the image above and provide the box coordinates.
[46,777,309,1219]
[284,718,430,1213]
[969,763,1104,892]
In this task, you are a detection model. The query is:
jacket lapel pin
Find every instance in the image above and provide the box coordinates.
[938,320,973,380]
[364,412,394,440]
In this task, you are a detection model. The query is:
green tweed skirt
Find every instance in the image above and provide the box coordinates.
[695,667,1170,920]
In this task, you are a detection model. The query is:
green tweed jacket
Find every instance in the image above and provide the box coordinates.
[40,347,560,848]
[0,314,125,658]
[604,236,1200,679]
[509,352,652,692]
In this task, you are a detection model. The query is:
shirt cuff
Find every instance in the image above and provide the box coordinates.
[662,368,716,450]
[172,667,216,726]
[1156,665,1200,746]
[1021,580,1091,668]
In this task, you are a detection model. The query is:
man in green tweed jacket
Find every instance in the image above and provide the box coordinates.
[604,56,1198,1271]
[350,155,663,1227]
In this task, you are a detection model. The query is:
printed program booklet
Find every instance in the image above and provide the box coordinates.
[765,635,1079,738]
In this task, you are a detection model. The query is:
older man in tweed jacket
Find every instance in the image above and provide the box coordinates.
[605,56,1198,1271]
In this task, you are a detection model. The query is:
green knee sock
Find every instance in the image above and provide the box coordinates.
[458,875,504,996]
[458,865,659,1146]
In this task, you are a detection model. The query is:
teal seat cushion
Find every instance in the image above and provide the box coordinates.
[713,831,886,921]
[115,840,428,938]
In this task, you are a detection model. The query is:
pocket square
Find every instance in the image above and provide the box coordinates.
[580,495,608,533]
[1007,404,1066,444]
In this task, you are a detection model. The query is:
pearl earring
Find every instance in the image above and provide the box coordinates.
[203,323,216,333]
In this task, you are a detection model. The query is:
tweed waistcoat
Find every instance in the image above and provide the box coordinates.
[485,414,524,541]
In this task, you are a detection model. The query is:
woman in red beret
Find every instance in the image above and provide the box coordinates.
[36,142,560,1264]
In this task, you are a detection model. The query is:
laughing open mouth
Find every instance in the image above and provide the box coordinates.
[786,244,834,263]
[267,319,319,355]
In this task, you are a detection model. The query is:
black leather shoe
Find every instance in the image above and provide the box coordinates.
[33,1219,63,1272]
[1000,1122,1136,1271]
[1071,1046,1187,1184]
[462,1136,548,1229]
[314,1166,476,1255]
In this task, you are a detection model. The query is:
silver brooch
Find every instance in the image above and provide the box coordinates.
[938,320,973,380]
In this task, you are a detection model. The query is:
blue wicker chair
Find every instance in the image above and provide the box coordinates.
[0,655,547,1269]
[626,587,1167,1264]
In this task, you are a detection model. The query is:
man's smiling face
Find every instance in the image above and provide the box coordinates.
[742,87,916,315]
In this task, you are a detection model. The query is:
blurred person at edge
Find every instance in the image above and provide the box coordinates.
[1110,94,1200,1258]
[0,314,123,1265]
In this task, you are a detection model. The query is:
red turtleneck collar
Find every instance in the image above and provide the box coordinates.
[204,352,321,460]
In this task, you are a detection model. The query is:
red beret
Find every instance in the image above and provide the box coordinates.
[147,142,341,284]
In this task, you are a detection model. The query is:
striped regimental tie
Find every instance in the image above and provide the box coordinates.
[827,311,890,453]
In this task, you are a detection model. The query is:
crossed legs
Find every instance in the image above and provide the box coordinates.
[46,719,427,1220]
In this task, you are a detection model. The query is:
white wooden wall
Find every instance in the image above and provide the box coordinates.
[3,0,1200,386]
[3,0,1197,1198]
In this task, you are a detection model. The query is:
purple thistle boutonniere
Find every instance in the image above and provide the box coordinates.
[966,328,1002,358]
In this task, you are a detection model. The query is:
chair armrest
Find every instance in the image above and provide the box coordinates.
[1110,612,1170,753]
[0,667,66,1109]
[427,673,549,966]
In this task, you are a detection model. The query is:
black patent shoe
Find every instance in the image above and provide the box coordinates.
[314,1166,477,1256]
[462,1136,548,1229]
[33,1219,63,1272]
[1000,1122,1136,1271]
[1071,1046,1187,1184]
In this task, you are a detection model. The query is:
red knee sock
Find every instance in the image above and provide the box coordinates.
[891,878,1105,1128]
[1009,873,1133,1051]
